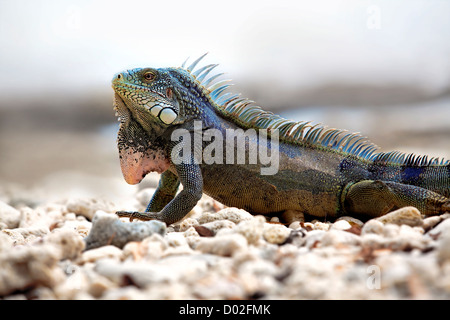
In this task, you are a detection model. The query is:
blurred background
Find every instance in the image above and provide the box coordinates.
[0,0,449,206]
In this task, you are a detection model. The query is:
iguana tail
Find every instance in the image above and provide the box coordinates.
[341,152,450,218]
[370,151,450,198]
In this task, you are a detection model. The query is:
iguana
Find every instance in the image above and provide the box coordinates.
[111,54,450,225]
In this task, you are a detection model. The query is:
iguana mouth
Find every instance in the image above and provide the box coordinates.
[113,91,178,125]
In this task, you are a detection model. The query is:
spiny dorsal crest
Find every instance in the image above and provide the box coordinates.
[181,54,449,167]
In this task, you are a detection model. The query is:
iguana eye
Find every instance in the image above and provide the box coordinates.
[143,72,156,81]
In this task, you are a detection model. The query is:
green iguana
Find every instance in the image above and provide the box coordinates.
[111,54,450,225]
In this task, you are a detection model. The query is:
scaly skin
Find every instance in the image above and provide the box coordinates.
[111,56,450,224]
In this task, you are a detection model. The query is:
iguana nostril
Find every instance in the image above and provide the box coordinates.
[112,72,125,84]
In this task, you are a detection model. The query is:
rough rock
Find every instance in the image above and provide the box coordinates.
[361,219,384,235]
[0,200,21,229]
[336,216,364,228]
[330,220,353,231]
[426,217,450,241]
[437,227,450,264]
[423,213,450,231]
[66,198,116,221]
[375,206,423,227]
[321,229,361,247]
[301,230,326,249]
[197,219,235,235]
[95,255,214,288]
[84,211,166,250]
[196,207,254,224]
[263,223,291,244]
[234,215,265,245]
[0,231,13,251]
[195,233,248,256]
[79,245,123,264]
[0,240,65,296]
[2,226,49,245]
[3,185,450,300]
[178,217,199,232]
[44,229,85,260]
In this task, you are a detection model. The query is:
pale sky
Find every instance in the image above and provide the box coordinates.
[0,0,449,97]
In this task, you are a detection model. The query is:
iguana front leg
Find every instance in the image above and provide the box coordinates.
[342,180,450,218]
[145,170,180,212]
[116,161,203,225]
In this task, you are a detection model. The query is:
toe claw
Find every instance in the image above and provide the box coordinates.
[116,211,135,222]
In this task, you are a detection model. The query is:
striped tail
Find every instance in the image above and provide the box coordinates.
[370,151,450,198]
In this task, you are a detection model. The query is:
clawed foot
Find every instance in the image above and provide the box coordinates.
[116,211,157,222]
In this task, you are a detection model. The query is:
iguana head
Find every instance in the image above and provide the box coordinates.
[112,67,194,129]
[111,66,207,184]
[111,68,182,184]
